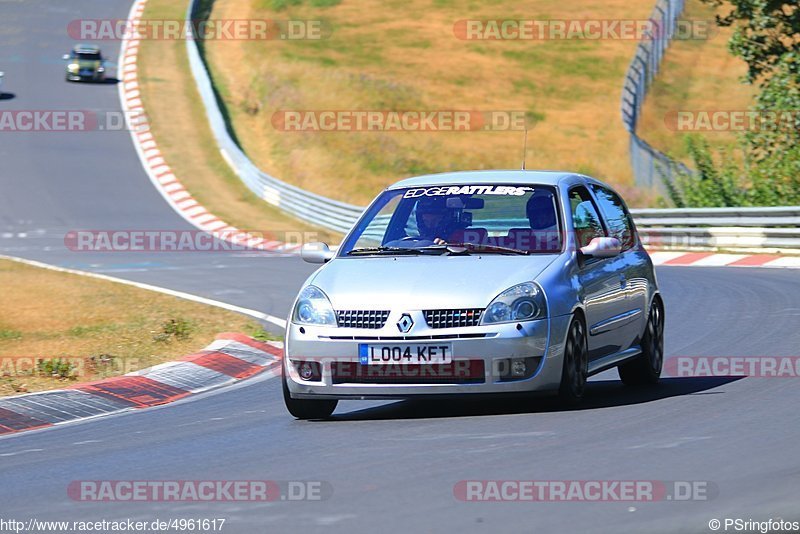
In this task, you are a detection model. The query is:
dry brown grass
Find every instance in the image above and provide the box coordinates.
[139,0,755,218]
[0,259,265,397]
[137,0,340,242]
[202,0,655,204]
[637,0,756,164]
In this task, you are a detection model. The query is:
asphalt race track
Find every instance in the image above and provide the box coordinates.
[1,1,799,533]
[0,0,315,329]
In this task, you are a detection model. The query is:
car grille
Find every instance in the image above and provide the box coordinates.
[424,308,484,329]
[331,360,485,385]
[336,310,390,329]
[319,333,489,341]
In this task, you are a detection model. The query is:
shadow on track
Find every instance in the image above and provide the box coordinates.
[64,78,120,85]
[0,92,15,100]
[328,377,743,421]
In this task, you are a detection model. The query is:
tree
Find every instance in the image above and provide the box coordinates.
[703,0,800,84]
[701,0,800,159]
[667,1,800,206]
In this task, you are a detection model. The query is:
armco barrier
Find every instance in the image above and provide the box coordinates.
[633,206,800,254]
[184,0,363,235]
[182,0,799,255]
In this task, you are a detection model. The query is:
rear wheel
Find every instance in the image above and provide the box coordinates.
[282,367,337,420]
[558,316,588,405]
[618,299,664,385]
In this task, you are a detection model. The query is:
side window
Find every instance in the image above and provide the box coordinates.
[590,185,634,250]
[569,187,605,248]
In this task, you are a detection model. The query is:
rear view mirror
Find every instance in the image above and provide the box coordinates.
[301,242,334,264]
[580,237,622,258]
[62,54,70,60]
[445,197,484,209]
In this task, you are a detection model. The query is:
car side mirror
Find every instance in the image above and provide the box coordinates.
[580,237,622,258]
[62,54,70,60]
[301,242,334,264]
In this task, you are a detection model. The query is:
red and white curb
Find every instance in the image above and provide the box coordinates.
[0,333,283,436]
[117,0,299,254]
[648,251,800,269]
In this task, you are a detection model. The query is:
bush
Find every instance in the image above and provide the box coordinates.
[666,135,800,207]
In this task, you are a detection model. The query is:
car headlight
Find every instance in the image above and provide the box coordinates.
[67,64,79,72]
[481,282,547,325]
[292,285,337,326]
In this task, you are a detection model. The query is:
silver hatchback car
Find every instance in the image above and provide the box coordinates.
[283,171,664,419]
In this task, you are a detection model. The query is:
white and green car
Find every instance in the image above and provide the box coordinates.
[63,44,106,82]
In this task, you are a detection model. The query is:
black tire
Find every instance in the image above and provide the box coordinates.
[282,367,337,420]
[618,299,664,385]
[557,316,589,405]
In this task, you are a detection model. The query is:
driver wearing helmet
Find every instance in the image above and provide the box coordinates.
[415,196,459,245]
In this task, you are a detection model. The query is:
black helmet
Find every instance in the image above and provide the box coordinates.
[526,193,557,230]
[415,196,453,237]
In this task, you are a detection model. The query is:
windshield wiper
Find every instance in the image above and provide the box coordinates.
[347,243,529,256]
[347,246,441,256]
[440,243,530,255]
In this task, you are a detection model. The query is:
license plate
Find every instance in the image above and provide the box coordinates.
[359,343,453,365]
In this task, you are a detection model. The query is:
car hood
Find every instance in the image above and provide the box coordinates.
[309,254,557,310]
[71,60,101,69]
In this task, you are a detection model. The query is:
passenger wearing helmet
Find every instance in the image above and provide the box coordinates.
[526,194,558,232]
[506,192,560,251]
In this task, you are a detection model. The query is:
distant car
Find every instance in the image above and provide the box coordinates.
[63,44,106,82]
[283,170,665,419]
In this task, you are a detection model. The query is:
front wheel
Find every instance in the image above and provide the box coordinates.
[282,368,337,420]
[618,300,664,385]
[557,316,588,405]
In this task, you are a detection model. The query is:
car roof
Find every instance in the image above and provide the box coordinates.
[73,44,101,53]
[388,170,580,189]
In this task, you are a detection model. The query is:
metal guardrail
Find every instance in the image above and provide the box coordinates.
[621,0,690,189]
[184,0,800,254]
[632,206,800,253]
[185,0,364,234]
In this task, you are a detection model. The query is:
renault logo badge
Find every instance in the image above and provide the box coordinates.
[397,314,414,333]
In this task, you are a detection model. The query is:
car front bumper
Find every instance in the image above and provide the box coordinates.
[67,71,104,81]
[284,314,572,399]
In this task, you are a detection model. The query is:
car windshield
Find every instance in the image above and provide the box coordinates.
[340,183,562,256]
[73,52,101,60]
